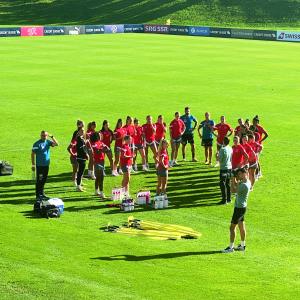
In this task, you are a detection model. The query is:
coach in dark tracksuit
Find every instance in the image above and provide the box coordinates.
[219,136,232,204]
[31,131,58,200]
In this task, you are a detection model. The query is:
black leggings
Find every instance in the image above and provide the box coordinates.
[219,169,231,202]
[36,166,49,198]
[76,159,86,186]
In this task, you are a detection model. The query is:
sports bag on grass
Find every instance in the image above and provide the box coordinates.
[0,160,13,176]
[33,198,64,218]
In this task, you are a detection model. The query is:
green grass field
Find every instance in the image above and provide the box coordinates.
[0,34,300,299]
[0,0,300,30]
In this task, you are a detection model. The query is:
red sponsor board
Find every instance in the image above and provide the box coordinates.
[21,27,44,37]
[144,24,170,34]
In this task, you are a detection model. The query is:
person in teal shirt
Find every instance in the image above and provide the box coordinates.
[197,112,215,165]
[180,107,198,162]
[31,131,58,200]
[222,168,251,253]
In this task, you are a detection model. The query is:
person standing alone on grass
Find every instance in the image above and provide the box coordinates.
[31,131,58,200]
[197,112,215,165]
[180,107,198,162]
[218,136,232,205]
[222,168,251,253]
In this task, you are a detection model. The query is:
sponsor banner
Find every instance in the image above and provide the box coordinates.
[85,25,105,34]
[124,24,144,33]
[104,25,124,33]
[277,31,300,42]
[21,26,44,37]
[0,27,21,37]
[231,28,254,39]
[144,24,170,34]
[253,30,277,41]
[189,26,210,36]
[169,25,190,35]
[209,27,231,38]
[44,26,65,36]
[64,26,85,35]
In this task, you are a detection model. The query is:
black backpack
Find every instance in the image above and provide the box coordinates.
[0,161,13,176]
[33,201,61,218]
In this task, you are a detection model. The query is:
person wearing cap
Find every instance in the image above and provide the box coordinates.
[180,107,198,162]
[31,131,59,200]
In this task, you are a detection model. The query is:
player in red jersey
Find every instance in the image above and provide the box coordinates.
[156,139,169,196]
[249,115,268,178]
[90,132,108,199]
[231,136,249,191]
[169,112,186,166]
[100,120,114,175]
[247,134,263,189]
[132,118,148,172]
[123,116,136,143]
[113,119,126,176]
[249,115,268,144]
[67,136,78,186]
[234,118,249,139]
[213,116,233,167]
[142,115,157,169]
[86,121,97,180]
[232,136,249,173]
[120,135,134,196]
[241,135,257,189]
[155,115,167,146]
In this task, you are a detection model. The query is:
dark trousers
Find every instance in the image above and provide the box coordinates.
[77,159,86,186]
[36,166,49,198]
[219,169,231,202]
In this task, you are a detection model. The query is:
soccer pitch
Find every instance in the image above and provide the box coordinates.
[0,34,299,299]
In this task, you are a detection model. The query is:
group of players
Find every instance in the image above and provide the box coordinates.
[65,107,268,201]
[31,107,268,253]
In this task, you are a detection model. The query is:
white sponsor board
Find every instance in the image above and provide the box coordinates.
[277,31,300,42]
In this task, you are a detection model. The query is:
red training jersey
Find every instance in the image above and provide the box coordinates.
[69,138,77,157]
[101,130,113,147]
[133,125,144,145]
[158,149,169,171]
[155,122,166,142]
[92,141,105,163]
[242,142,256,163]
[142,123,156,143]
[123,124,135,137]
[232,144,248,169]
[120,144,132,167]
[169,119,185,139]
[215,123,232,144]
[114,127,126,148]
[249,141,262,154]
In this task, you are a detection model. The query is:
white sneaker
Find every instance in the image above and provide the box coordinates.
[99,192,106,199]
[142,165,149,171]
[222,246,234,253]
[112,170,119,176]
[118,169,123,175]
[76,185,85,192]
[214,162,220,167]
[133,164,138,172]
[95,189,100,196]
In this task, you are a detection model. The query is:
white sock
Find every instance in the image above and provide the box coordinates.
[241,241,245,247]
[229,242,234,249]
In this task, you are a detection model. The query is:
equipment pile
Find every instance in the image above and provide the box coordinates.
[104,216,201,240]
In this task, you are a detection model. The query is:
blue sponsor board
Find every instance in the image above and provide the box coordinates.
[124,24,144,33]
[44,26,65,36]
[85,25,105,34]
[0,27,21,37]
[104,25,124,34]
[210,27,231,38]
[144,24,170,34]
[169,25,189,35]
[253,30,276,41]
[189,26,209,36]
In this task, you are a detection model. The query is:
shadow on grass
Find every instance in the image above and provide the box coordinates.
[91,251,221,261]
